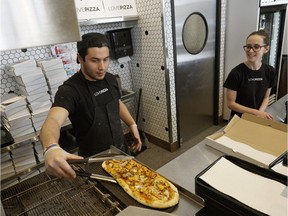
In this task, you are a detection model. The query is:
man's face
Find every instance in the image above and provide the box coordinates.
[79,47,110,81]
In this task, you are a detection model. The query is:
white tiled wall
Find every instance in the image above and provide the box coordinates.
[131,0,170,142]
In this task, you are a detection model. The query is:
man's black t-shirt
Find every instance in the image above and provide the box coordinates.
[52,72,120,137]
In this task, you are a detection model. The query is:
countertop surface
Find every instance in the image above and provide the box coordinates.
[156,94,287,215]
[266,94,287,123]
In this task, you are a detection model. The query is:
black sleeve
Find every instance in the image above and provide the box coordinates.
[223,68,240,91]
[52,84,78,114]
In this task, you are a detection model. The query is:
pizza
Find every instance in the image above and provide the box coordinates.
[102,159,179,209]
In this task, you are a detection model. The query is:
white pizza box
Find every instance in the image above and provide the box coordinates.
[43,68,67,79]
[26,92,51,104]
[18,84,49,96]
[28,100,52,113]
[20,82,49,94]
[32,108,50,118]
[37,58,64,71]
[1,161,13,172]
[205,113,287,169]
[10,142,34,155]
[103,0,138,17]
[3,114,32,130]
[1,152,11,162]
[10,125,35,139]
[15,67,45,86]
[31,110,49,126]
[0,105,30,121]
[32,121,44,131]
[46,74,68,86]
[6,59,37,76]
[34,141,44,154]
[31,105,51,115]
[1,111,31,126]
[31,114,47,124]
[1,94,27,110]
[1,154,13,170]
[1,165,16,179]
[19,81,48,96]
[48,82,64,92]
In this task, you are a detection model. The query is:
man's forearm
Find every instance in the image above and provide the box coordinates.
[40,118,62,148]
[119,100,136,126]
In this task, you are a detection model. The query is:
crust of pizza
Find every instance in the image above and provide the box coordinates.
[102,159,179,209]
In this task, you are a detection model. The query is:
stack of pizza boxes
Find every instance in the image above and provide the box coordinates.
[37,58,68,102]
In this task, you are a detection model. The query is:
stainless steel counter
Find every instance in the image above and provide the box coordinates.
[157,94,287,215]
[155,137,223,215]
[266,94,287,123]
[157,139,224,194]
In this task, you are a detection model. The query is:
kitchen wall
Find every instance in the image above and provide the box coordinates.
[0,0,227,150]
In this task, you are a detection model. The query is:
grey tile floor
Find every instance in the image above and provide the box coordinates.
[135,122,227,170]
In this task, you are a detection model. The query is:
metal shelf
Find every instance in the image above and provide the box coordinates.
[121,89,136,104]
[78,15,139,26]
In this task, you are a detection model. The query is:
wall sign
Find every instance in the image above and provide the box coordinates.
[103,0,138,17]
[74,0,105,20]
[74,0,138,20]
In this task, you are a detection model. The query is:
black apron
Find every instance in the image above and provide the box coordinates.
[77,75,128,158]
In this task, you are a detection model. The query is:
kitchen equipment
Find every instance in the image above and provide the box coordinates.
[173,0,218,144]
[0,0,81,51]
[195,155,287,215]
[1,147,204,215]
[1,173,124,216]
[67,155,134,164]
[74,170,117,183]
[67,153,134,183]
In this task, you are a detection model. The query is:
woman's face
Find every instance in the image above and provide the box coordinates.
[245,34,269,64]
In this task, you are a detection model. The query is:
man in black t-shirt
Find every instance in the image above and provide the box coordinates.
[40,33,142,179]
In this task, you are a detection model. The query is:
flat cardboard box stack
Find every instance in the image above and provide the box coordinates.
[205,113,287,169]
[5,59,51,133]
[37,58,68,102]
[11,143,37,173]
[1,94,34,138]
[31,109,50,132]
[33,140,44,163]
[6,58,51,114]
[1,151,15,180]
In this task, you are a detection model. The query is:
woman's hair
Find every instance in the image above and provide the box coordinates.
[247,30,270,45]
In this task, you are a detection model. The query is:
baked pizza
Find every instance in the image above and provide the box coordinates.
[102,159,179,209]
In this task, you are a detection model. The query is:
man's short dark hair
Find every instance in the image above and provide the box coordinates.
[77,32,110,63]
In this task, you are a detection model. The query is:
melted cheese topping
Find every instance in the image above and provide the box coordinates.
[103,159,179,207]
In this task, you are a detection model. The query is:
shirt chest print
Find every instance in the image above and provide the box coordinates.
[94,88,108,97]
[248,78,263,82]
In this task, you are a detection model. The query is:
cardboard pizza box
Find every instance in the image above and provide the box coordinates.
[205,113,287,169]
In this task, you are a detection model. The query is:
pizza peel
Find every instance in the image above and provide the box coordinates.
[67,154,133,183]
[67,155,134,164]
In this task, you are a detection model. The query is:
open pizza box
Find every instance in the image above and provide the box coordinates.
[205,113,288,169]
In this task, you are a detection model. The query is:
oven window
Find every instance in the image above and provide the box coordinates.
[182,12,208,54]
